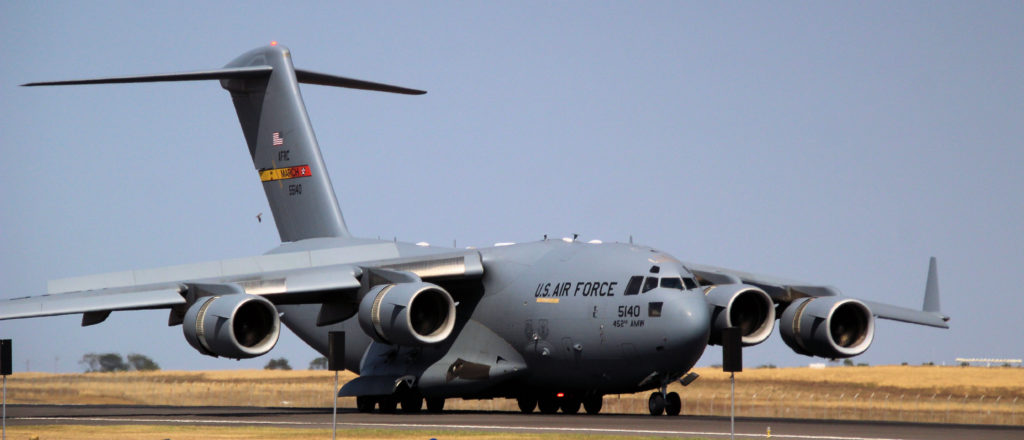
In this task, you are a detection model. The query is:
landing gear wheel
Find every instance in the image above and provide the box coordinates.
[648,392,666,416]
[400,394,423,413]
[560,396,581,415]
[665,392,681,416]
[378,395,398,413]
[537,396,560,414]
[517,396,537,414]
[583,395,603,415]
[426,397,445,413]
[356,395,376,413]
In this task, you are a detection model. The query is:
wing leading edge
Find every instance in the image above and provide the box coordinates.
[0,245,484,326]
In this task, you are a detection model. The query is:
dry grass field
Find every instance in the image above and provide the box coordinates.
[5,366,1022,425]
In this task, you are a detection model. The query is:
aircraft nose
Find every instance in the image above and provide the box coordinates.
[667,291,712,359]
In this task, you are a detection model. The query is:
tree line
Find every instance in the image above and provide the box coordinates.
[79,353,160,372]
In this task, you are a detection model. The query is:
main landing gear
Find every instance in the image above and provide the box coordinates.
[356,390,445,413]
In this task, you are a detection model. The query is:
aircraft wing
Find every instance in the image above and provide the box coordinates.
[0,243,483,326]
[684,258,949,329]
[1,287,185,321]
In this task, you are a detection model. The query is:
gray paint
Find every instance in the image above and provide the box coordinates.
[2,45,950,405]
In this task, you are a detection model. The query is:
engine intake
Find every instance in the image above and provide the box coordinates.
[779,297,874,358]
[706,284,776,346]
[358,281,456,346]
[183,294,281,359]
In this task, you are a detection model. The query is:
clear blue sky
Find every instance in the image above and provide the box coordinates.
[1,2,1021,372]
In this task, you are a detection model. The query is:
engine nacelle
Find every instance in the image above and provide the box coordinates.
[706,284,776,346]
[183,294,281,359]
[358,281,456,346]
[779,296,874,359]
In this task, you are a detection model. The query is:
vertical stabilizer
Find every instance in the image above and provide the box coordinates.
[221,46,349,242]
[923,257,941,313]
[23,44,425,243]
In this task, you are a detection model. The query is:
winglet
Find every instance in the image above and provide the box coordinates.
[923,257,941,314]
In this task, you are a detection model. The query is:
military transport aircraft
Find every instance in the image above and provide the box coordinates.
[2,44,948,416]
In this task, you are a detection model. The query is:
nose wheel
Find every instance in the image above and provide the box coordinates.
[665,391,681,415]
[649,390,681,416]
[648,392,666,415]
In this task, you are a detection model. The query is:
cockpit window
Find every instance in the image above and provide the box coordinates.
[683,277,699,290]
[642,276,658,293]
[624,276,643,296]
[660,277,684,290]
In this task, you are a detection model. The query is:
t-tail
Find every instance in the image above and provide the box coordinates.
[23,44,425,243]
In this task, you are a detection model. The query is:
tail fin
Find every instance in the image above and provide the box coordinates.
[24,44,425,242]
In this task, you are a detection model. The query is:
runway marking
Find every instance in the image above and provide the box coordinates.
[14,416,909,440]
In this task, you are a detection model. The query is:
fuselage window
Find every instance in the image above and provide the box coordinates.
[624,276,644,296]
[660,277,684,290]
[642,276,658,293]
[683,277,698,290]
[648,302,663,317]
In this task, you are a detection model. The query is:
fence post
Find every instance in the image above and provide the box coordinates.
[914,394,920,422]
[993,396,1000,424]
[945,394,951,423]
[980,395,986,424]
[1012,397,1018,425]
[961,394,969,425]
[822,393,829,419]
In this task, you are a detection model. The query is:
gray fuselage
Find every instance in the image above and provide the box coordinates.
[279,238,711,397]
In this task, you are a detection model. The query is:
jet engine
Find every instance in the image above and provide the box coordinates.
[183,294,281,359]
[358,281,456,346]
[779,296,874,359]
[706,284,776,346]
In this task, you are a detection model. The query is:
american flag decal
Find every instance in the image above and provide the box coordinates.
[272,132,284,146]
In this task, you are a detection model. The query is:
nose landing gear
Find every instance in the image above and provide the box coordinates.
[648,386,681,416]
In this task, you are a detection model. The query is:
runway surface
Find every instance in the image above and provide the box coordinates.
[5,404,1023,440]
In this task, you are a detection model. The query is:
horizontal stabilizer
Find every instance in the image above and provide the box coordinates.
[295,69,426,95]
[22,66,274,87]
[22,66,426,96]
